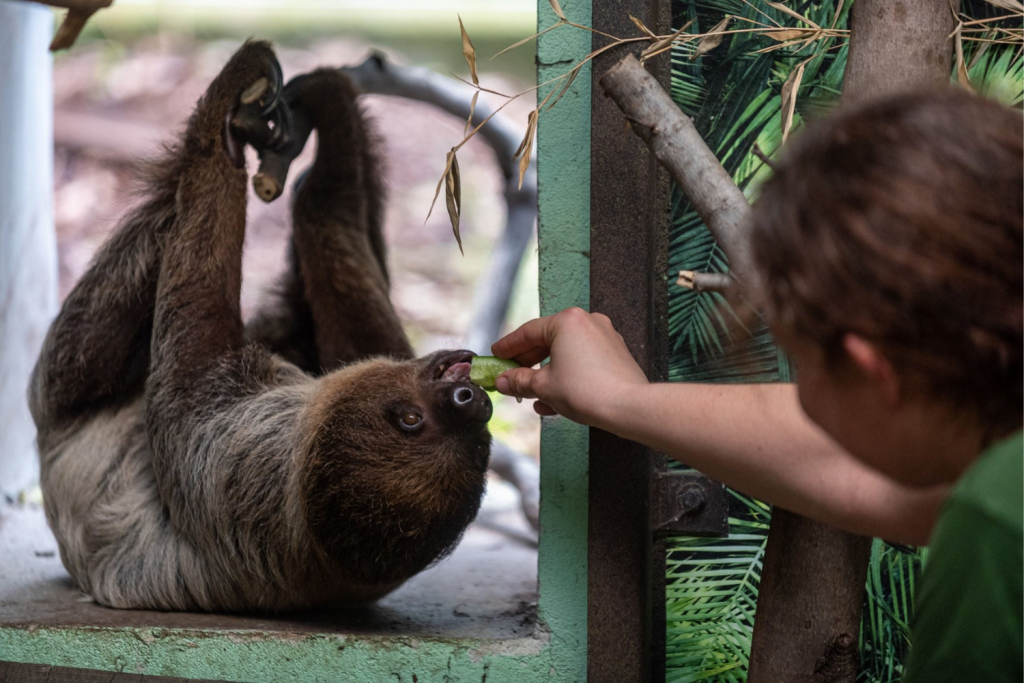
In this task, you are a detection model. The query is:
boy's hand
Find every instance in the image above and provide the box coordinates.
[491,307,649,426]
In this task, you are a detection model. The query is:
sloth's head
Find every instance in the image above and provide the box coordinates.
[301,350,491,583]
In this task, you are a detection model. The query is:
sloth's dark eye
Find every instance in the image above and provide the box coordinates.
[398,410,423,432]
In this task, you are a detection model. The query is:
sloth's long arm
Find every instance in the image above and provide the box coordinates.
[28,160,181,435]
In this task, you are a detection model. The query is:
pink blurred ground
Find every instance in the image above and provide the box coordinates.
[52,34,540,456]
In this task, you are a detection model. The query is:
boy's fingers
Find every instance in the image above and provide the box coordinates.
[494,367,539,399]
[511,347,551,368]
[533,401,558,417]
[491,314,561,359]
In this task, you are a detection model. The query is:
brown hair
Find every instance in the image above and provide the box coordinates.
[750,89,1023,436]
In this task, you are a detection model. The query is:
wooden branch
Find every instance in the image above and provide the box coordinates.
[676,270,732,293]
[342,52,538,357]
[599,53,752,284]
[751,142,777,172]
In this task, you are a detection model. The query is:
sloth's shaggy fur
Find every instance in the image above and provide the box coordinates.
[30,42,492,613]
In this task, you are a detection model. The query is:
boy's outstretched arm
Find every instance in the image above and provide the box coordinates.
[492,308,948,546]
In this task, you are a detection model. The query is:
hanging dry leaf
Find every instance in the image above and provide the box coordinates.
[780,61,805,144]
[445,149,464,254]
[465,91,479,134]
[516,109,539,190]
[549,0,567,21]
[458,15,478,85]
[630,14,657,38]
[968,32,993,70]
[830,0,847,30]
[426,149,456,225]
[641,19,695,61]
[691,15,731,61]
[546,64,582,110]
[765,1,820,29]
[953,23,975,92]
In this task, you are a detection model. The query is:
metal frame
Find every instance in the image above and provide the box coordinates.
[588,2,669,681]
[587,2,730,680]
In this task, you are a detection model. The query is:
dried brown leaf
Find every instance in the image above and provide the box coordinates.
[968,32,993,69]
[426,152,454,224]
[691,15,731,61]
[764,27,816,42]
[546,65,582,110]
[641,19,695,61]
[780,61,805,144]
[465,91,479,134]
[452,74,512,98]
[954,24,975,91]
[549,0,567,21]
[830,0,847,30]
[765,1,820,29]
[458,15,478,85]
[445,149,464,254]
[516,109,538,190]
[630,14,657,38]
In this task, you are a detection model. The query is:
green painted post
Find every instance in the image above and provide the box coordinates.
[0,3,594,681]
[535,0,591,674]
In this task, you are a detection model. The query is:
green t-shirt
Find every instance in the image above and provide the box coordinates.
[903,430,1023,682]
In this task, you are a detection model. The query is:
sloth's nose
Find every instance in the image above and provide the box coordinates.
[446,382,492,427]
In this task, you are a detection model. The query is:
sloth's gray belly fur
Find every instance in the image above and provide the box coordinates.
[37,364,393,613]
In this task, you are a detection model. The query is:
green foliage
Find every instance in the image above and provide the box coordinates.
[665,492,769,683]
[664,1,1021,681]
[667,0,849,384]
[858,541,928,683]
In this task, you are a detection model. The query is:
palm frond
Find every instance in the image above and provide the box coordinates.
[665,492,769,682]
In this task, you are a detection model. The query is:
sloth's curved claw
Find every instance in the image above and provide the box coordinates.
[228,69,315,204]
[259,56,284,116]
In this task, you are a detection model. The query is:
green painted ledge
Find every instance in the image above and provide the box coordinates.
[0,2,592,681]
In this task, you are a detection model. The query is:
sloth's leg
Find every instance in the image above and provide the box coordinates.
[144,41,287,504]
[243,243,321,375]
[28,148,184,433]
[257,69,413,374]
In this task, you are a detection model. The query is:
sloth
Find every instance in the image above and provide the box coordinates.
[29,41,493,613]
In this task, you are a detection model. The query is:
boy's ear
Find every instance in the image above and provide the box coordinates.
[842,333,900,404]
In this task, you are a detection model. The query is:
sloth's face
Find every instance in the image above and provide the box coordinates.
[302,352,492,581]
[392,349,493,465]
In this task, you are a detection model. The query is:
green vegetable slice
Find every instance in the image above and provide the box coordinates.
[469,356,521,391]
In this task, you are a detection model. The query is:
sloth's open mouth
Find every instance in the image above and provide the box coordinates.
[434,352,475,383]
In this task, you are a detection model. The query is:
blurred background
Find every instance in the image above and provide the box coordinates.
[50,0,541,459]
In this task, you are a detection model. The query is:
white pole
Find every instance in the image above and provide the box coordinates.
[0,0,57,499]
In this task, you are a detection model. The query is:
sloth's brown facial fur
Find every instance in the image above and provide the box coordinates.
[302,350,492,583]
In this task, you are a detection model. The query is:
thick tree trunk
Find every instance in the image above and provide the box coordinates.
[0,0,58,498]
[746,2,959,681]
[843,0,960,105]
